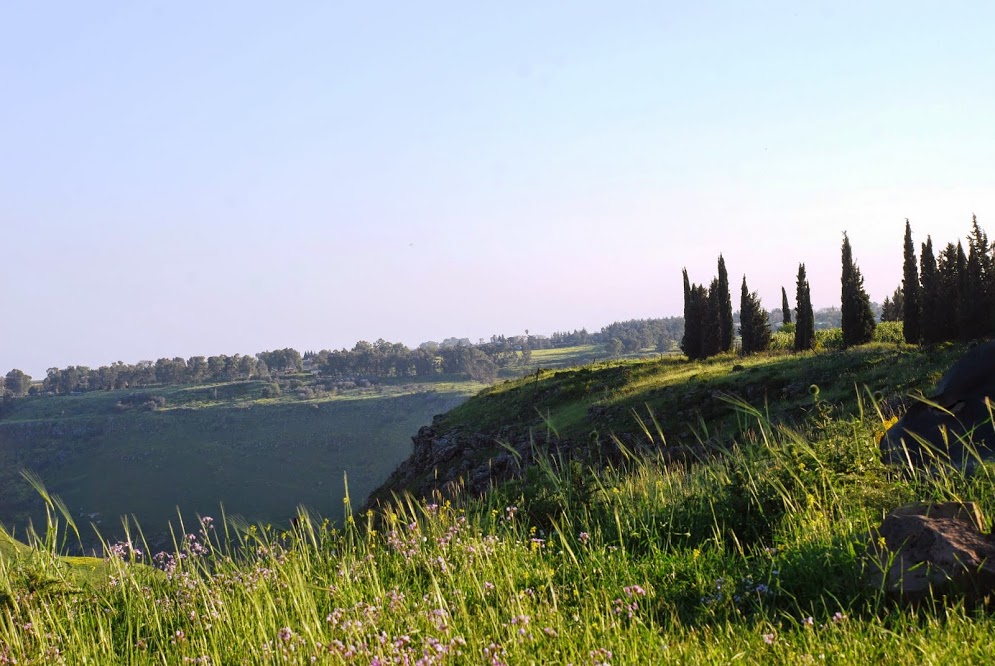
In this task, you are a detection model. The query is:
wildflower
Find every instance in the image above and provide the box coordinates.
[623,585,646,598]
[279,627,294,642]
[579,531,590,545]
[803,616,815,627]
[762,633,776,645]
[589,647,613,664]
[832,611,847,623]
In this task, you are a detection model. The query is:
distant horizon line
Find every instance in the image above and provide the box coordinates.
[5,301,862,380]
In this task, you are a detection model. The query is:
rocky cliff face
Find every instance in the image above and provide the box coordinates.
[361,416,573,510]
[361,414,708,512]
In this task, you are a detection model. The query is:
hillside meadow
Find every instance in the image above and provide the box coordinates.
[4,339,995,663]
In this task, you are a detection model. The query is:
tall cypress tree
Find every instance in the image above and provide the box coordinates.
[689,284,710,360]
[794,263,815,351]
[781,287,792,325]
[935,242,962,342]
[962,215,993,339]
[717,255,734,352]
[702,278,722,357]
[902,219,922,344]
[740,276,771,355]
[681,269,697,358]
[919,237,942,344]
[840,233,876,347]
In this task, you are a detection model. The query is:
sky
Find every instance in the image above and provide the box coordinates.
[3,1,995,377]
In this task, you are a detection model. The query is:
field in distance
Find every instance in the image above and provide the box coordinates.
[0,376,484,552]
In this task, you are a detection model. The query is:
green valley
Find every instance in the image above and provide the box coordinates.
[0,377,483,551]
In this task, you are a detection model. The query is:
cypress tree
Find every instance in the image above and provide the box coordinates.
[919,237,942,344]
[781,287,792,325]
[902,219,922,344]
[793,263,815,351]
[840,233,876,347]
[702,278,722,358]
[962,215,993,339]
[935,242,961,342]
[681,269,698,359]
[717,255,734,352]
[689,284,710,360]
[740,276,771,355]
[880,287,903,322]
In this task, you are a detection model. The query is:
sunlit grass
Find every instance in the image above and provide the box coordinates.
[4,391,995,663]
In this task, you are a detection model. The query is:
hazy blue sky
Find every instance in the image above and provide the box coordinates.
[3,2,994,377]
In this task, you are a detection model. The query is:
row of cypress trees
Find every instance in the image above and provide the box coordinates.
[682,256,817,359]
[901,216,994,345]
[682,217,985,362]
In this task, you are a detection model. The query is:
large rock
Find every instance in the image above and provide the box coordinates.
[881,341,995,470]
[864,502,995,603]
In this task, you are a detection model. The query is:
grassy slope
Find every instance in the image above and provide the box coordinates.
[443,342,961,446]
[0,378,483,550]
[5,341,995,663]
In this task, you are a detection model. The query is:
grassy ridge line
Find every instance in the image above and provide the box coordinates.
[445,343,959,442]
[366,342,967,506]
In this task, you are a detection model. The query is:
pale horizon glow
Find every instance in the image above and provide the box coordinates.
[3,2,995,378]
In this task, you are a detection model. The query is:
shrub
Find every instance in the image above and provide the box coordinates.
[815,327,844,351]
[769,331,794,352]
[873,320,904,344]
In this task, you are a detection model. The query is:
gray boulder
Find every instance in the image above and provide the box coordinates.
[881,341,995,469]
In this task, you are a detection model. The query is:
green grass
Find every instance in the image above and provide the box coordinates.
[498,344,667,379]
[0,378,484,552]
[4,368,995,663]
[441,342,960,448]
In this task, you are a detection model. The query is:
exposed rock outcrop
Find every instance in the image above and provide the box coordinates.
[880,341,995,470]
[362,421,580,511]
[362,416,711,513]
[864,502,995,603]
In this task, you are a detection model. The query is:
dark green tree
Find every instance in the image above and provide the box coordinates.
[687,284,711,360]
[717,255,734,352]
[902,219,922,343]
[935,242,962,342]
[919,236,942,344]
[840,233,876,347]
[961,214,994,340]
[740,276,771,355]
[4,369,31,397]
[880,286,904,322]
[681,269,698,359]
[793,263,815,351]
[780,287,792,325]
[702,277,722,357]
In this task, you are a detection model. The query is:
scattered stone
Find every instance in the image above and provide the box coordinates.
[864,501,995,603]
